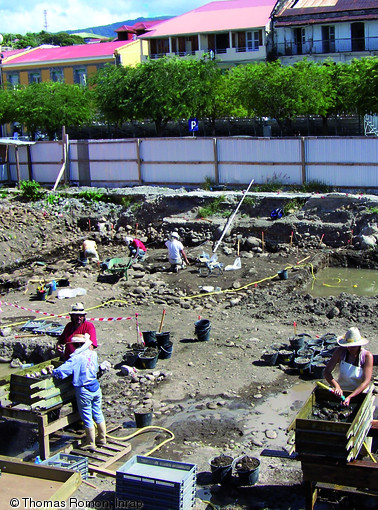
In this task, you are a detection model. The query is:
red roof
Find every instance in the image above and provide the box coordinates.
[115,20,167,33]
[3,41,131,65]
[141,0,277,38]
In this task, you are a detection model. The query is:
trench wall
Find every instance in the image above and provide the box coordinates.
[4,136,378,190]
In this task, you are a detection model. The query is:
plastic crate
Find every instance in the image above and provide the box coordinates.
[41,453,88,480]
[116,455,197,510]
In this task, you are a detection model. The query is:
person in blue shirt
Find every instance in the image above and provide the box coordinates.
[52,333,106,450]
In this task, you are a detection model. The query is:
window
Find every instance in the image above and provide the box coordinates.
[50,68,64,82]
[294,27,305,55]
[322,26,335,53]
[246,30,260,51]
[74,67,87,86]
[29,71,41,84]
[351,22,365,51]
[6,73,19,87]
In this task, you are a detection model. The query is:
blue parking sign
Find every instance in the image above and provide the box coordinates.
[188,118,199,132]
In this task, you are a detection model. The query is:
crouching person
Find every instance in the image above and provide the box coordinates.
[52,333,106,450]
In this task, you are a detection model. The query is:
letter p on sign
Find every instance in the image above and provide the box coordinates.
[188,118,199,132]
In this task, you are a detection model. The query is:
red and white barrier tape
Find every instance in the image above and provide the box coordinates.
[0,301,132,322]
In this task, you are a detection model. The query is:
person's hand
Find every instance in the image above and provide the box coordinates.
[332,385,343,397]
[46,365,54,374]
[56,344,64,353]
[342,396,351,406]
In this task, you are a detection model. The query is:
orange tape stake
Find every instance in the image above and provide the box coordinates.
[261,231,265,251]
[319,233,325,246]
[88,219,91,232]
[290,231,294,246]
[159,309,166,333]
[293,321,297,336]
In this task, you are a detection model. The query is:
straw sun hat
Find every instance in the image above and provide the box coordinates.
[70,303,87,315]
[337,327,369,347]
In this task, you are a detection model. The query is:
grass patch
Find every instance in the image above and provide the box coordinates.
[202,176,215,191]
[283,198,307,215]
[20,180,45,201]
[367,206,378,214]
[198,195,229,218]
[299,180,333,193]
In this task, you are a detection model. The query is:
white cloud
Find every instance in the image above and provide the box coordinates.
[0,0,211,35]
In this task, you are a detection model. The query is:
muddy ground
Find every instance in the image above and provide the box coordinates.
[0,187,377,510]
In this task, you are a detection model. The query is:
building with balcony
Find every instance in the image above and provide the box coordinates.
[271,0,378,63]
[139,0,278,67]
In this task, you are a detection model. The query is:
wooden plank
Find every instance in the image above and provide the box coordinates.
[301,458,378,490]
[101,442,131,468]
[49,471,82,502]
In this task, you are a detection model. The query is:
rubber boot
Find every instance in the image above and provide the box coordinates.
[96,421,107,446]
[83,427,96,451]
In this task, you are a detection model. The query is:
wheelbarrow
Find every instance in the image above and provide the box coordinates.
[100,256,134,281]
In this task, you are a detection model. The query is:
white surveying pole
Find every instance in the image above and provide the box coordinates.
[213,178,254,253]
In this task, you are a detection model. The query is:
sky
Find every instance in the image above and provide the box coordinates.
[0,0,218,36]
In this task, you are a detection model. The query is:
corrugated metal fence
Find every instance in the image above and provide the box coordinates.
[5,136,378,189]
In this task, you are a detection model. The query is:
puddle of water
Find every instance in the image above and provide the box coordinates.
[305,267,378,297]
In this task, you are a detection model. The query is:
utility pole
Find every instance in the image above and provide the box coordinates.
[43,10,48,32]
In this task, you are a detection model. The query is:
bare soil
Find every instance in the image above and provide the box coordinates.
[0,188,377,510]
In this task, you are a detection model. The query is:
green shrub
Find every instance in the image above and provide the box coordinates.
[77,190,104,202]
[367,206,378,214]
[283,198,306,215]
[198,195,227,218]
[20,180,44,201]
[203,176,215,191]
[45,193,61,205]
[300,180,333,193]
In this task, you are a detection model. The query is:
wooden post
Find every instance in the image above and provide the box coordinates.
[15,145,21,189]
[136,138,142,184]
[213,137,219,185]
[301,136,306,186]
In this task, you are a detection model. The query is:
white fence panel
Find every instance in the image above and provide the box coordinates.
[219,164,302,185]
[8,146,31,182]
[140,138,215,184]
[218,138,302,184]
[307,165,378,187]
[141,138,214,162]
[306,138,378,163]
[218,138,301,162]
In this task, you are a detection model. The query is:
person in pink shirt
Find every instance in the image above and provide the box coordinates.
[125,237,147,261]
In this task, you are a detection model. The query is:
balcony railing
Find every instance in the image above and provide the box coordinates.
[273,36,378,57]
[149,45,261,60]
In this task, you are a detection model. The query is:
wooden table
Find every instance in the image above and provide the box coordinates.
[299,421,378,509]
[0,403,80,460]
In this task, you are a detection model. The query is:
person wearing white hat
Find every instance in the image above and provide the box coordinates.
[165,232,189,273]
[53,333,106,450]
[56,303,98,360]
[324,327,373,406]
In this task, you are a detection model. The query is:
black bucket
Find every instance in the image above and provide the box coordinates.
[142,331,157,347]
[195,319,211,342]
[294,356,311,374]
[310,360,327,379]
[278,269,288,280]
[209,455,233,484]
[289,336,305,352]
[234,457,260,486]
[137,350,159,369]
[156,332,171,348]
[134,409,152,428]
[262,349,279,366]
[159,341,173,360]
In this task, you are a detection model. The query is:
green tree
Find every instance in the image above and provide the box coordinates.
[13,82,94,140]
[339,57,378,116]
[229,60,302,134]
[1,31,84,49]
[90,64,138,126]
[0,88,17,127]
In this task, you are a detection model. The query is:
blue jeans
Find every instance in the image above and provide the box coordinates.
[75,386,105,428]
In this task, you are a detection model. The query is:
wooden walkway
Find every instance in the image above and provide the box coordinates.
[69,438,131,476]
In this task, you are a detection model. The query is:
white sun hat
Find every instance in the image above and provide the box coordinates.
[337,327,369,347]
[171,232,180,239]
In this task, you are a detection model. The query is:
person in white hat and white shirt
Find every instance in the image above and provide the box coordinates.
[324,327,373,406]
[165,232,189,273]
[52,333,106,450]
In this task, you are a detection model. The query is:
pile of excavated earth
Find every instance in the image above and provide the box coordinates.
[0,187,377,510]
